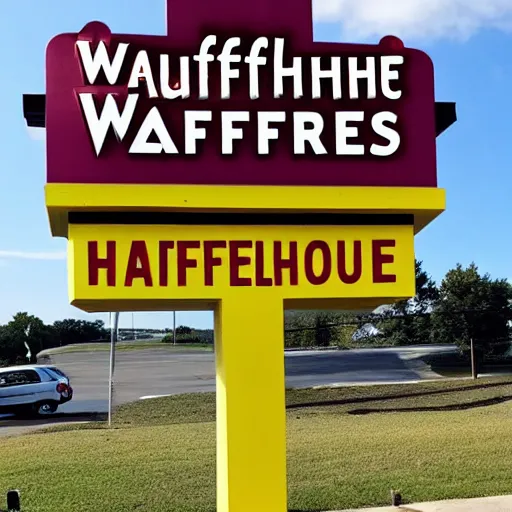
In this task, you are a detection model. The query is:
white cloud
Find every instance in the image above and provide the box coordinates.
[313,0,512,41]
[0,250,66,260]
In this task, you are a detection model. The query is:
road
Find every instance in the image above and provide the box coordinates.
[0,345,455,435]
[46,345,454,414]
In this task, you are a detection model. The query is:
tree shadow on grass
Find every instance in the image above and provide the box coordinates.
[287,381,512,411]
[347,394,512,415]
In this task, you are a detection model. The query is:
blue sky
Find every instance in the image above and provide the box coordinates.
[0,0,511,330]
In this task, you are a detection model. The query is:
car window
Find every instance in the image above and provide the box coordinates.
[40,368,56,380]
[50,367,67,378]
[0,370,41,386]
[42,367,67,381]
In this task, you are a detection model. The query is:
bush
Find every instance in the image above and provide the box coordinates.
[284,311,356,348]
[161,328,212,345]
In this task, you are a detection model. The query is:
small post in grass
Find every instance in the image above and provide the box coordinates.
[470,338,478,380]
[6,489,20,511]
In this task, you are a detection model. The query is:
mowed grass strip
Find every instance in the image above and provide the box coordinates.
[2,378,512,512]
[38,342,213,356]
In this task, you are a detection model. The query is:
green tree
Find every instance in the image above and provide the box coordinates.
[431,263,512,358]
[334,323,359,349]
[284,310,355,348]
[313,313,338,347]
[176,325,192,336]
[378,260,439,346]
[284,311,317,347]
[53,318,108,347]
[0,314,111,367]
[0,312,55,365]
[162,325,206,344]
[0,325,18,366]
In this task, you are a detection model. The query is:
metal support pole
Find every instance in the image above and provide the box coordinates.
[470,338,477,380]
[108,312,120,427]
[173,311,176,346]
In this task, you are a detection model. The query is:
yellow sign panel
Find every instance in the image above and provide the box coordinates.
[68,223,415,309]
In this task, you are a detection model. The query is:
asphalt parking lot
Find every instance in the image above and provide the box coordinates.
[0,345,455,435]
[49,345,453,413]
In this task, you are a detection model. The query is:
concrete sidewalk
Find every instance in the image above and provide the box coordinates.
[337,495,512,512]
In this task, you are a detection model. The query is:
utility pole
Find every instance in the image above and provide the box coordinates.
[108,312,120,427]
[173,311,177,346]
[132,312,135,341]
[470,338,478,380]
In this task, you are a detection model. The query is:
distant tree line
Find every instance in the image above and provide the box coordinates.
[0,315,108,367]
[284,261,512,361]
[161,326,214,345]
[159,260,512,361]
[2,261,510,367]
[0,312,218,367]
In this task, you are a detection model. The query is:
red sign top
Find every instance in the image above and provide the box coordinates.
[45,0,437,187]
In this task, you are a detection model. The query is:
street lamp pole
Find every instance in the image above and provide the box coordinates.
[173,311,176,346]
[108,311,120,427]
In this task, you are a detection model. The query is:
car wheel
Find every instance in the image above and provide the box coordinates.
[35,401,58,416]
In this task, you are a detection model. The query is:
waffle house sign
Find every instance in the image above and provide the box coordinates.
[42,0,452,510]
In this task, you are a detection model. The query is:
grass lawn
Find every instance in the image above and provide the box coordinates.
[38,341,213,356]
[2,378,512,511]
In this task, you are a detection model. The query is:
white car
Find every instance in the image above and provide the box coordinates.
[0,365,73,416]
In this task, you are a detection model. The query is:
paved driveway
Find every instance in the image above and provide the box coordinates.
[46,345,453,413]
[0,345,455,435]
